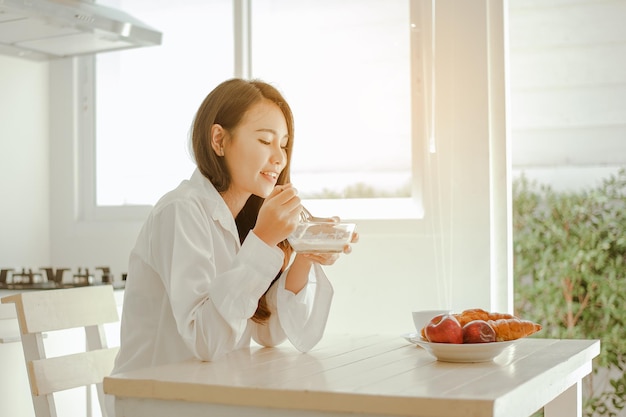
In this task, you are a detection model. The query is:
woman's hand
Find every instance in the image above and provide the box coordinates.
[300,252,341,265]
[342,230,359,254]
[284,253,337,294]
[253,184,301,247]
[285,231,358,293]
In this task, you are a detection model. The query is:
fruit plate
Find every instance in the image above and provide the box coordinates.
[402,332,516,363]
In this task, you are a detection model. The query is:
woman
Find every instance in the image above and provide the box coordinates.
[112,78,354,377]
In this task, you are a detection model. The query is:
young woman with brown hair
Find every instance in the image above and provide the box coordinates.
[111,79,355,381]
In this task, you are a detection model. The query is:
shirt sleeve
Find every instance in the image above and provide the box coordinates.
[149,201,284,361]
[253,263,334,352]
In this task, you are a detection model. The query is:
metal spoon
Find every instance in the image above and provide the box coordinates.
[300,206,339,223]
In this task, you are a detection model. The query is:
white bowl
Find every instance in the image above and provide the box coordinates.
[402,333,516,363]
[288,221,356,254]
[415,337,516,362]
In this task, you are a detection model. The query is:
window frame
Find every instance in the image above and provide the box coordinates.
[77,0,426,222]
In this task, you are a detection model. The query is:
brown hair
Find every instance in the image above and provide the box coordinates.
[190,78,295,323]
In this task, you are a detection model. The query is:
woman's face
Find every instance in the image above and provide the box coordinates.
[223,99,289,202]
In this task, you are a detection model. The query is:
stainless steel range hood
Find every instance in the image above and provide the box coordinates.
[0,0,162,61]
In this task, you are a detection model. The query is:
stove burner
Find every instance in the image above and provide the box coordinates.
[10,268,43,284]
[0,266,125,290]
[72,267,93,285]
[97,267,113,283]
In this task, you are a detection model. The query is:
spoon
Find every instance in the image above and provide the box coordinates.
[300,206,339,223]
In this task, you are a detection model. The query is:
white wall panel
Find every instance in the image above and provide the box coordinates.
[0,55,50,268]
[509,0,626,174]
[511,44,626,88]
[509,1,626,48]
[511,85,626,127]
[513,125,626,166]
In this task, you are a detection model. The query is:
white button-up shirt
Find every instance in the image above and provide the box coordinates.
[112,169,334,374]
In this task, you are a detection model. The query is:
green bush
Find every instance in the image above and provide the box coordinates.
[513,168,626,417]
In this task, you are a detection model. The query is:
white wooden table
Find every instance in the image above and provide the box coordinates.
[104,334,600,417]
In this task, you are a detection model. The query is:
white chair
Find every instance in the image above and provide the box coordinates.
[1,285,119,417]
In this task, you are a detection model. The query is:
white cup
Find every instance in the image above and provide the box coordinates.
[412,309,452,335]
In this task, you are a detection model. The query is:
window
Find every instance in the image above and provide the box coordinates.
[251,0,412,201]
[89,0,420,218]
[94,0,233,206]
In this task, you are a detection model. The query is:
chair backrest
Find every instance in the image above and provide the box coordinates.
[1,285,120,417]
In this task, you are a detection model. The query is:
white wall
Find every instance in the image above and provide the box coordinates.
[509,0,626,189]
[47,59,145,276]
[0,55,50,268]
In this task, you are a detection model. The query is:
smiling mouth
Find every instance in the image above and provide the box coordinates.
[261,171,279,179]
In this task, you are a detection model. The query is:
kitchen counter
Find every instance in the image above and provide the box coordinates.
[104,334,600,417]
[0,281,126,291]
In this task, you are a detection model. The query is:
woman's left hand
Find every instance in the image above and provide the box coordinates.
[285,232,359,293]
[342,231,359,254]
[299,252,341,266]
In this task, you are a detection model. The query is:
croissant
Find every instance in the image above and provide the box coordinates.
[453,308,516,327]
[488,318,542,341]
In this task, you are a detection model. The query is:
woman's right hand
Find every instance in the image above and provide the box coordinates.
[253,184,301,247]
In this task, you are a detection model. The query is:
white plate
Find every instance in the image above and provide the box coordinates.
[402,332,516,363]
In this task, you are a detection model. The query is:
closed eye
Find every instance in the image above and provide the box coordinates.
[259,139,289,151]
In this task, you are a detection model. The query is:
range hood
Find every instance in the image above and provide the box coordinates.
[0,0,162,61]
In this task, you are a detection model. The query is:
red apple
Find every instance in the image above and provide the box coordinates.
[424,314,463,344]
[420,314,445,339]
[462,320,496,343]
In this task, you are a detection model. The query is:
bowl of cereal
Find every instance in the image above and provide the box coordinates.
[287,221,356,254]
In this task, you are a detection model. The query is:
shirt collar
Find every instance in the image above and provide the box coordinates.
[190,169,240,242]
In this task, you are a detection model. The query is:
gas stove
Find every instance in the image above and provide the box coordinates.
[0,266,126,290]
